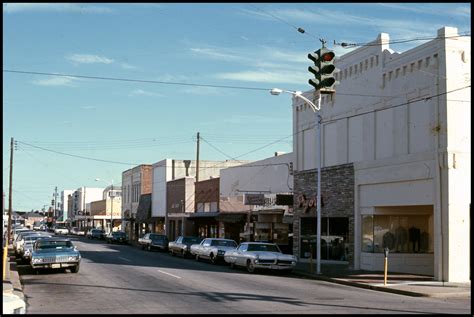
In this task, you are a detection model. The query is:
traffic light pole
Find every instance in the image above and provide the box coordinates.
[315,102,322,275]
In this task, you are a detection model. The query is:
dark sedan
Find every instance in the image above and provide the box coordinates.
[105,231,128,244]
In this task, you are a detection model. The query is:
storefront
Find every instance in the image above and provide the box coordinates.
[293,163,355,266]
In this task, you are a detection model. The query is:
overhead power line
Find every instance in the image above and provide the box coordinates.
[335,33,471,48]
[3,70,271,92]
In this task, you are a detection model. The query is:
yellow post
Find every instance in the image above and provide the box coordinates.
[3,246,8,280]
[384,256,388,286]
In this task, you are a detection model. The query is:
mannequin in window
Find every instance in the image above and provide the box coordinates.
[395,226,407,252]
[408,226,421,252]
[382,231,395,251]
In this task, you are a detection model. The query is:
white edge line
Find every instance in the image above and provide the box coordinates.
[158,270,181,279]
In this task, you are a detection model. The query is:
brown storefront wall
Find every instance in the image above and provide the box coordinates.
[293,163,355,268]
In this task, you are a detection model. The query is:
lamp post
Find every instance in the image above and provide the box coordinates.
[270,88,322,274]
[95,178,115,234]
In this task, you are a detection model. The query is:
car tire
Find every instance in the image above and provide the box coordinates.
[246,260,255,273]
[195,254,200,262]
[147,245,152,252]
[171,250,175,256]
[181,250,186,258]
[229,262,235,269]
[210,253,216,264]
[71,264,80,273]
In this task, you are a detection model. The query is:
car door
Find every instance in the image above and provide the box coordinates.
[200,239,212,257]
[234,244,248,266]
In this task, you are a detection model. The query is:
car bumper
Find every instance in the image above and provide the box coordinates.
[31,261,80,269]
[254,263,296,270]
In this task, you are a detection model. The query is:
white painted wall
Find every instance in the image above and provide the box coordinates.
[220,153,294,197]
[293,27,470,282]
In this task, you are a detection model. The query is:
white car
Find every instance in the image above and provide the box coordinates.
[54,227,69,235]
[3,292,26,314]
[190,238,237,264]
[224,242,297,273]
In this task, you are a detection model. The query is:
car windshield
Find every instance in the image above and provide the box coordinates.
[150,234,165,241]
[36,240,73,249]
[211,240,237,247]
[246,244,281,252]
[182,237,201,244]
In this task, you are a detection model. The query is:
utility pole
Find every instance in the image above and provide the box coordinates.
[54,186,58,221]
[196,132,200,182]
[4,138,14,280]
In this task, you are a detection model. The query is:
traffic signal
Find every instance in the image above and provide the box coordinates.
[307,47,337,94]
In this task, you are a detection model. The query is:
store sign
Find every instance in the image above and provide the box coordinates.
[276,194,293,206]
[244,194,265,205]
[297,194,324,213]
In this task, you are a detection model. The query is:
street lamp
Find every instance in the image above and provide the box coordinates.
[95,178,115,234]
[270,88,323,274]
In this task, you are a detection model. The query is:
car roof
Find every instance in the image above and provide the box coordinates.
[36,237,72,242]
[241,242,276,245]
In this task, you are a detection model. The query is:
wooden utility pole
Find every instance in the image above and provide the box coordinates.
[7,137,14,244]
[196,132,200,182]
[4,138,13,280]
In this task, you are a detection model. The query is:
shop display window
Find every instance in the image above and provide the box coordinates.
[361,214,433,253]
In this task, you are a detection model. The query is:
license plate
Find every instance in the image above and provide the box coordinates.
[51,264,60,268]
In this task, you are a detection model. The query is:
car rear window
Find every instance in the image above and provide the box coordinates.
[183,237,201,244]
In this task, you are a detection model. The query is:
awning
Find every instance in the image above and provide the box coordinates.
[135,194,151,223]
[188,212,221,218]
[216,212,248,223]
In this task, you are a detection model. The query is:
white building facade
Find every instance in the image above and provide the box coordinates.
[60,190,73,222]
[293,27,470,282]
[71,187,105,229]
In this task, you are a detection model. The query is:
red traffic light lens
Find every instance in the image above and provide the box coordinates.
[322,52,335,62]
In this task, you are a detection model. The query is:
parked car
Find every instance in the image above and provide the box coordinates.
[75,228,86,236]
[106,231,128,244]
[69,227,78,235]
[138,233,168,251]
[30,237,81,273]
[87,228,105,240]
[54,226,69,235]
[3,292,26,314]
[13,230,35,255]
[19,234,52,262]
[190,238,238,264]
[168,236,202,258]
[224,242,297,273]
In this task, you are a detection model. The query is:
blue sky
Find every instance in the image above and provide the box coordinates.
[3,3,471,211]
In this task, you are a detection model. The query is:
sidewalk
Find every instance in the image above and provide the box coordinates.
[292,261,471,298]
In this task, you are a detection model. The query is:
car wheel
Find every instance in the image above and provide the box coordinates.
[71,264,80,273]
[210,254,216,264]
[182,250,186,258]
[195,254,200,262]
[229,262,235,269]
[147,245,152,252]
[246,260,255,273]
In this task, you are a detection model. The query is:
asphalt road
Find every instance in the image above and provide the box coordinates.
[17,236,471,314]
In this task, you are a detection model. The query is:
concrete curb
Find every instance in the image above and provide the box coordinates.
[292,270,470,298]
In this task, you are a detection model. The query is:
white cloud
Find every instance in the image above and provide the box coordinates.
[32,76,76,87]
[190,48,245,61]
[3,3,114,14]
[129,89,164,97]
[67,54,114,65]
[181,86,232,96]
[215,70,307,85]
[120,62,139,70]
